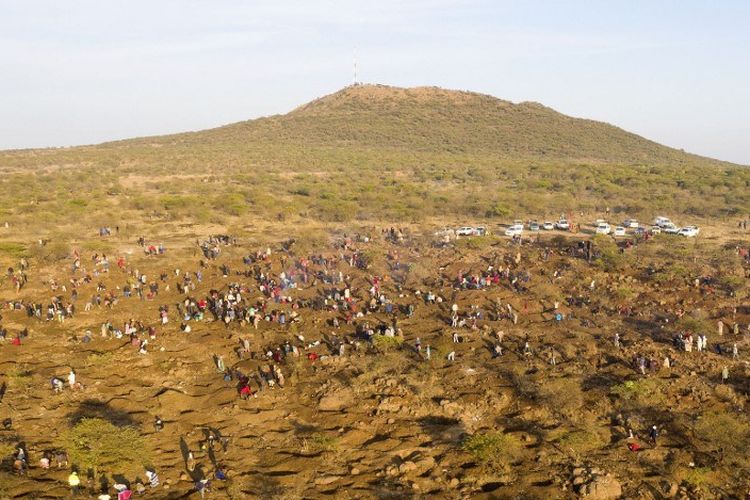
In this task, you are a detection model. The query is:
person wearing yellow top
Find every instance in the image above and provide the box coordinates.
[68,471,81,495]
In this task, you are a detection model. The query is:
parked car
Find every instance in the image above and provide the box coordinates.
[474,226,488,236]
[456,226,475,236]
[678,226,699,237]
[555,219,570,230]
[529,221,540,231]
[663,224,681,234]
[542,221,554,230]
[504,223,524,237]
[595,222,612,235]
[654,216,673,227]
[650,226,662,235]
[614,226,626,236]
[623,219,639,228]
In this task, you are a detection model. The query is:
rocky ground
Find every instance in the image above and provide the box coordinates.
[0,222,748,499]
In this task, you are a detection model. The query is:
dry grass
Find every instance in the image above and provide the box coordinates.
[0,85,748,237]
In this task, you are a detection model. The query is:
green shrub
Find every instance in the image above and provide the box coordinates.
[556,428,609,455]
[593,235,628,271]
[462,431,523,471]
[372,335,404,351]
[610,379,667,406]
[455,235,500,250]
[682,467,713,487]
[303,432,338,453]
[614,286,635,301]
[7,364,33,391]
[677,317,712,335]
[57,418,149,477]
[486,201,511,218]
[0,242,26,259]
[67,198,89,209]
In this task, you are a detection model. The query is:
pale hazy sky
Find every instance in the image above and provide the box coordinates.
[1,0,748,164]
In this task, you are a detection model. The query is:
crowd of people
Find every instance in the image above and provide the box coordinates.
[0,220,748,496]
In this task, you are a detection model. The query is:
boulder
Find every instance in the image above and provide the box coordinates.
[314,475,339,486]
[399,461,417,473]
[581,475,622,499]
[318,388,354,411]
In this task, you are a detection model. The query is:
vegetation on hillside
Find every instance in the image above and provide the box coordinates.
[0,85,748,233]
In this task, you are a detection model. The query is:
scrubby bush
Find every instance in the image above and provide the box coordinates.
[693,412,750,453]
[302,432,339,453]
[0,242,26,259]
[57,418,148,477]
[614,286,635,301]
[677,316,712,335]
[28,240,70,262]
[462,431,523,471]
[682,467,713,487]
[610,379,667,407]
[555,427,609,455]
[372,335,404,351]
[593,235,629,271]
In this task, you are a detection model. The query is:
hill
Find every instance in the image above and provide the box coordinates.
[0,84,748,233]
[187,84,728,166]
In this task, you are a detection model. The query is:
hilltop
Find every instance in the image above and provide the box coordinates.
[115,84,728,167]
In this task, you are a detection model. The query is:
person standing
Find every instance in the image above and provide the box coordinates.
[649,425,659,446]
[145,469,159,488]
[68,471,81,496]
[196,479,210,499]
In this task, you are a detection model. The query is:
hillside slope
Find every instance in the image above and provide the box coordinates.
[117,84,728,167]
[0,85,747,231]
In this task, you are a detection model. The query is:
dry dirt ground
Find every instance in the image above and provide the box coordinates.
[0,221,749,499]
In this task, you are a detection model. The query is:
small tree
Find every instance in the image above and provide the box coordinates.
[462,431,523,472]
[592,235,628,271]
[57,418,148,477]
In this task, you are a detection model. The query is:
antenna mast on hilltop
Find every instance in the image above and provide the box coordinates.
[353,48,358,85]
